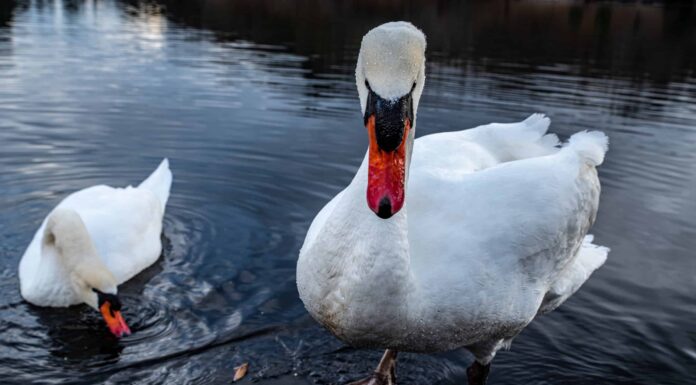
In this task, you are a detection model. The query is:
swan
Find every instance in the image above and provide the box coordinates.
[297,22,609,385]
[18,159,172,338]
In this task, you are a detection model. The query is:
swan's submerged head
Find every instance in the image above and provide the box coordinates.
[356,22,426,219]
[44,208,131,338]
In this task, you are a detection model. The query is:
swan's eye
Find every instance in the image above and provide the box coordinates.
[365,80,371,90]
[411,81,417,91]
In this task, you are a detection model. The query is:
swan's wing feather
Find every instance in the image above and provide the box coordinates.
[454,112,560,161]
[408,130,607,317]
[411,113,559,177]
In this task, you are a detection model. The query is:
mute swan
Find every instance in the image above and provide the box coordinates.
[297,22,609,385]
[19,159,172,338]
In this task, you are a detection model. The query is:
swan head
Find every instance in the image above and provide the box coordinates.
[44,208,131,338]
[355,22,426,219]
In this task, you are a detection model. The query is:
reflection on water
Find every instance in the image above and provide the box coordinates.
[0,1,694,384]
[131,0,696,81]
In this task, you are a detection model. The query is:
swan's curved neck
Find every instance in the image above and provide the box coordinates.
[42,210,116,296]
[43,214,99,271]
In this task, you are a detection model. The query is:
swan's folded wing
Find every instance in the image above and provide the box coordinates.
[407,135,605,315]
[411,113,559,177]
[454,113,560,161]
[57,185,164,283]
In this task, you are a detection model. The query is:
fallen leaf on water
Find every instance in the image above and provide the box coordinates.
[233,362,249,382]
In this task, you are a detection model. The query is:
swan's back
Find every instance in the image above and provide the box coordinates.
[56,184,164,283]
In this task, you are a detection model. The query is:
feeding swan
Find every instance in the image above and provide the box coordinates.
[19,159,172,338]
[297,22,609,385]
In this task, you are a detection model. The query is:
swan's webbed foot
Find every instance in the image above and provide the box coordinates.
[347,349,397,385]
[466,360,491,385]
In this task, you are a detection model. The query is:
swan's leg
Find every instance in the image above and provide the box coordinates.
[466,361,491,385]
[465,338,502,385]
[347,349,398,385]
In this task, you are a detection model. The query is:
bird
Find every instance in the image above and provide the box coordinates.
[19,158,172,338]
[296,22,609,385]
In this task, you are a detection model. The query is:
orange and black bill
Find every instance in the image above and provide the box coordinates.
[364,81,414,219]
[94,289,131,338]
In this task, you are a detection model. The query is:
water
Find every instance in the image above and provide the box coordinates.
[0,1,694,384]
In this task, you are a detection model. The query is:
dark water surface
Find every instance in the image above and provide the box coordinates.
[1,1,695,384]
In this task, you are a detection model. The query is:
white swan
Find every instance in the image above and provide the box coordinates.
[297,22,609,385]
[19,159,172,337]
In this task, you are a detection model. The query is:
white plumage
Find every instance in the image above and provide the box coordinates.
[19,159,172,309]
[297,21,609,374]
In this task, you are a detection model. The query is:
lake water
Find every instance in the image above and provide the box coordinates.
[0,1,694,384]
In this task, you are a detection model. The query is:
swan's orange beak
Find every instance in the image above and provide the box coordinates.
[100,301,131,338]
[363,81,414,219]
[366,115,411,219]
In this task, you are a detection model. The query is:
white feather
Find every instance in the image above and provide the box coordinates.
[538,235,609,314]
[297,22,610,364]
[19,159,173,308]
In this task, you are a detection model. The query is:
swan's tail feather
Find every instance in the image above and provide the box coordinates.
[138,158,172,212]
[464,113,560,162]
[565,131,609,166]
[538,235,609,315]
